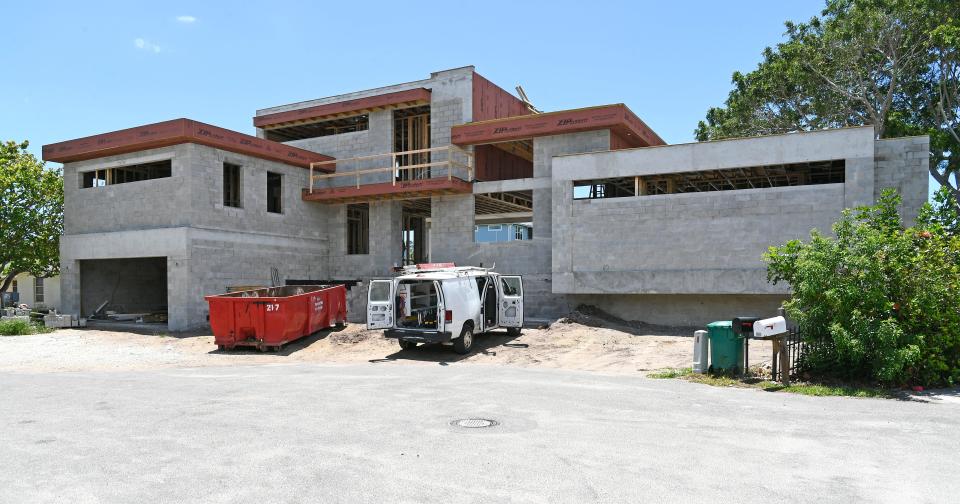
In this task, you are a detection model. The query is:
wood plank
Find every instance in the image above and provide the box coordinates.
[255,88,432,128]
[302,177,472,203]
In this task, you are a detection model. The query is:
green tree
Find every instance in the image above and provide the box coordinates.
[766,188,960,386]
[0,141,63,294]
[696,0,960,206]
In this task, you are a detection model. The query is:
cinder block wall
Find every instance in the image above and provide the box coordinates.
[59,144,332,330]
[62,145,193,235]
[875,136,930,224]
[545,127,930,326]
[555,184,845,295]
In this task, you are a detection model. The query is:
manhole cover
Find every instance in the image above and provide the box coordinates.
[451,418,499,429]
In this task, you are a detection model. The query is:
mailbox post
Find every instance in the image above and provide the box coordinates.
[732,317,760,374]
[753,316,790,385]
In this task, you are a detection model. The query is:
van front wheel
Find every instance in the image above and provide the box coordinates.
[453,326,474,355]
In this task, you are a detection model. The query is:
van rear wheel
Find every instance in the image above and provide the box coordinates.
[453,326,474,355]
[398,339,417,351]
[506,327,521,337]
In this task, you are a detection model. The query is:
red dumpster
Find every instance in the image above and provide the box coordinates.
[205,284,347,351]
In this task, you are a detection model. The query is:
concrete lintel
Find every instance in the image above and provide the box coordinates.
[551,126,876,181]
[61,227,190,260]
[473,177,551,194]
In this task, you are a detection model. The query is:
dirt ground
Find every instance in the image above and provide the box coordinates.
[0,307,774,375]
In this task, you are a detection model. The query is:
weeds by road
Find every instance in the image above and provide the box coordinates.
[649,367,894,399]
[0,319,52,336]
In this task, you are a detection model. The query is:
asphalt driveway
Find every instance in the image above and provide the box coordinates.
[2,363,957,503]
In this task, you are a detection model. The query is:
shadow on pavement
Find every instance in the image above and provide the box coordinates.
[207,325,349,356]
[370,329,524,365]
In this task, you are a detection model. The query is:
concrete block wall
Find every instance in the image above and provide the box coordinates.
[875,136,930,224]
[566,293,789,327]
[59,144,333,330]
[545,127,930,326]
[63,145,193,235]
[428,67,473,150]
[324,200,405,322]
[553,184,845,295]
[185,231,329,328]
[186,145,331,241]
[550,126,881,297]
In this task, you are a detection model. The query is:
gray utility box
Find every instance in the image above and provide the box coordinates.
[692,330,708,373]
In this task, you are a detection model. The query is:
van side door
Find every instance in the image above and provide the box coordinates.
[498,275,523,328]
[366,280,395,330]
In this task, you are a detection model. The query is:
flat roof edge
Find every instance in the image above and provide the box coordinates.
[255,65,475,116]
[42,119,335,170]
[451,103,664,148]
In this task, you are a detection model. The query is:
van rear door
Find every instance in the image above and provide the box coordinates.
[367,280,394,330]
[498,276,523,328]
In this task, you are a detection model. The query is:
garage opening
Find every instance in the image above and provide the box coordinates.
[80,257,168,324]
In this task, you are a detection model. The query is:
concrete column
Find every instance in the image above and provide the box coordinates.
[58,259,81,316]
[369,200,403,273]
[167,255,192,331]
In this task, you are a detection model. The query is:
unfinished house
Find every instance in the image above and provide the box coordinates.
[43,66,929,330]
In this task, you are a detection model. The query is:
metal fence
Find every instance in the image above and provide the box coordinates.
[772,327,809,383]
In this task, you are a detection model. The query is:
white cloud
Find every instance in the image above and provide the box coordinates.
[176,15,196,23]
[133,38,161,53]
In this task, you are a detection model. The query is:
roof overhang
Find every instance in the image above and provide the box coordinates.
[451,104,664,148]
[254,88,432,129]
[42,119,335,170]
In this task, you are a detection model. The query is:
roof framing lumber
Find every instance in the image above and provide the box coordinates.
[255,88,432,129]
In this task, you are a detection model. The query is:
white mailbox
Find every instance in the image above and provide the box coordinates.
[753,316,787,339]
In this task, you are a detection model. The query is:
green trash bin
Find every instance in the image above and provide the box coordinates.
[706,321,744,373]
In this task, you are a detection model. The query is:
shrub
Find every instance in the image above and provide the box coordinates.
[765,188,960,387]
[0,318,36,336]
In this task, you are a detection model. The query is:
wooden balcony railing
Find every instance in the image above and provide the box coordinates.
[309,145,474,192]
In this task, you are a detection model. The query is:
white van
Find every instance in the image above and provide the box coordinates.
[367,265,523,354]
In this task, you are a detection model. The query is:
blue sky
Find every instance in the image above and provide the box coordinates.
[3,0,828,162]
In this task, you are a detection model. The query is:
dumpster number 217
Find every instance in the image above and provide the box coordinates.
[266,304,280,312]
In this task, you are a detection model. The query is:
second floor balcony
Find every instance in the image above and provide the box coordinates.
[303,145,474,203]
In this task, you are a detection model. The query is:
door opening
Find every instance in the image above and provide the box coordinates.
[401,198,431,266]
[394,106,431,181]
